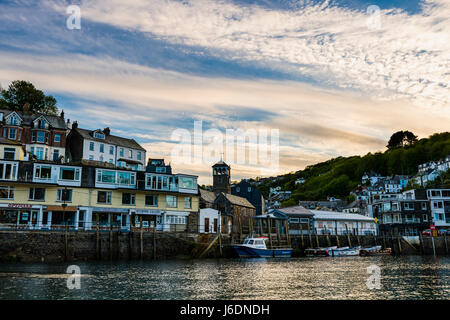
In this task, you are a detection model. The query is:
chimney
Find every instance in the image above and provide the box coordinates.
[72,121,78,129]
[103,127,111,136]
[60,110,65,119]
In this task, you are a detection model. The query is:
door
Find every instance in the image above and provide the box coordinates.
[204,218,210,233]
[213,218,218,233]
[31,211,38,227]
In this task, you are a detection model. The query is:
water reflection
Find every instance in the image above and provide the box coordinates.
[0,256,449,300]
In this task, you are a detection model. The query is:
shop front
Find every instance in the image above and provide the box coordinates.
[0,203,43,230]
[91,207,130,231]
[129,209,162,231]
[45,205,79,230]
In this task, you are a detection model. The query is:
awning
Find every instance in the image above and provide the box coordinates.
[45,205,78,212]
[118,158,144,165]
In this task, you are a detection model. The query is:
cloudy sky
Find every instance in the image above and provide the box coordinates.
[0,0,449,184]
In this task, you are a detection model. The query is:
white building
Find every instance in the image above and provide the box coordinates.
[67,123,147,171]
[311,210,377,235]
[427,189,450,229]
[198,208,220,234]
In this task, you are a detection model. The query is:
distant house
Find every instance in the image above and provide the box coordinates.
[295,178,306,185]
[231,180,265,215]
[66,122,146,171]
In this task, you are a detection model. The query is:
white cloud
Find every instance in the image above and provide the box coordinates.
[43,0,450,111]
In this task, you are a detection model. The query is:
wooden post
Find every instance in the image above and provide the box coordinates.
[285,220,291,247]
[267,217,273,249]
[153,225,157,259]
[397,235,402,255]
[373,233,377,246]
[335,227,340,247]
[109,213,113,261]
[129,225,133,260]
[307,222,313,248]
[96,213,100,260]
[218,232,223,257]
[445,235,449,255]
[249,217,253,236]
[325,227,331,247]
[276,220,281,246]
[345,224,352,247]
[300,223,304,248]
[140,216,143,259]
[239,216,242,241]
[419,233,424,254]
[314,228,320,248]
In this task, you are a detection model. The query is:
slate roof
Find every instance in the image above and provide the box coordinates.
[310,210,375,222]
[222,193,255,208]
[276,205,314,216]
[0,109,67,129]
[0,137,23,146]
[73,127,146,151]
[199,188,216,204]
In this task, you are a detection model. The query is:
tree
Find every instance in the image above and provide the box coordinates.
[0,80,58,115]
[387,130,418,149]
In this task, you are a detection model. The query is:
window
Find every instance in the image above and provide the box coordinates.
[404,202,414,210]
[423,214,428,222]
[109,159,113,164]
[35,165,51,180]
[38,119,46,129]
[236,187,240,192]
[0,186,14,199]
[433,201,443,209]
[184,197,192,209]
[3,148,15,160]
[36,131,45,143]
[156,167,166,173]
[97,170,116,184]
[0,162,18,180]
[56,189,72,202]
[122,193,136,205]
[137,152,141,160]
[8,128,17,140]
[100,155,104,162]
[109,146,114,155]
[9,115,18,126]
[117,171,136,186]
[59,167,80,181]
[145,194,158,206]
[3,128,6,137]
[421,202,427,210]
[54,134,61,143]
[29,188,45,201]
[93,132,105,139]
[128,150,132,158]
[89,142,95,151]
[248,187,252,192]
[100,144,104,153]
[179,176,196,189]
[97,191,112,204]
[53,150,59,162]
[166,195,177,208]
[89,155,94,160]
[35,147,44,160]
[120,148,124,157]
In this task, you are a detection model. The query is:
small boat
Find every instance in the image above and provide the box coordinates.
[330,246,361,257]
[232,237,293,258]
[305,246,337,257]
[360,246,392,256]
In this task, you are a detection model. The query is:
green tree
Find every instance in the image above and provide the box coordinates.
[0,80,58,115]
[387,130,418,149]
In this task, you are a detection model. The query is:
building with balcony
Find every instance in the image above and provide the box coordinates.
[426,189,450,229]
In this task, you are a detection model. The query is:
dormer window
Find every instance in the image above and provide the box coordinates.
[9,116,18,126]
[38,119,46,129]
[93,131,105,140]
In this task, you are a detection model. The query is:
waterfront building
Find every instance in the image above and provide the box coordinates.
[66,122,146,171]
[231,180,265,215]
[0,109,68,162]
[426,188,450,230]
[373,189,431,236]
[199,160,256,236]
[0,158,199,232]
[198,208,220,234]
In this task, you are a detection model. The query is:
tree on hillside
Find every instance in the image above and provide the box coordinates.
[387,131,418,149]
[0,80,58,115]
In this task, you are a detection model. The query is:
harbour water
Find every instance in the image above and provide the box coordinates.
[0,256,449,300]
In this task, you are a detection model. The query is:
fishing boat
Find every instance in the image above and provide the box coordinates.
[232,237,293,258]
[330,246,361,257]
[359,246,392,256]
[305,246,337,257]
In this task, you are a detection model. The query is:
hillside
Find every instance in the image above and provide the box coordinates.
[253,132,450,205]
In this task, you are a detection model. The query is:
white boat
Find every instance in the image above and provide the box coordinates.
[330,246,361,257]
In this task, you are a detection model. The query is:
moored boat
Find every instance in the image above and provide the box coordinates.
[305,246,337,257]
[232,237,293,258]
[359,246,392,256]
[330,246,361,257]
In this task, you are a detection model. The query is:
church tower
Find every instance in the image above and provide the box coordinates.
[212,160,231,194]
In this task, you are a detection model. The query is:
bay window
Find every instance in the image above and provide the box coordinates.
[34,165,51,180]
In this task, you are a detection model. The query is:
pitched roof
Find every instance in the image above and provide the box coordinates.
[73,127,146,151]
[310,210,375,222]
[0,109,67,129]
[222,193,255,208]
[199,188,216,204]
[276,205,314,216]
[212,159,230,167]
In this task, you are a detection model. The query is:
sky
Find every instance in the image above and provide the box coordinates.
[0,0,449,185]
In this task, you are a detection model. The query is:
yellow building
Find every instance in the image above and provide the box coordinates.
[0,137,25,161]
[0,161,199,232]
